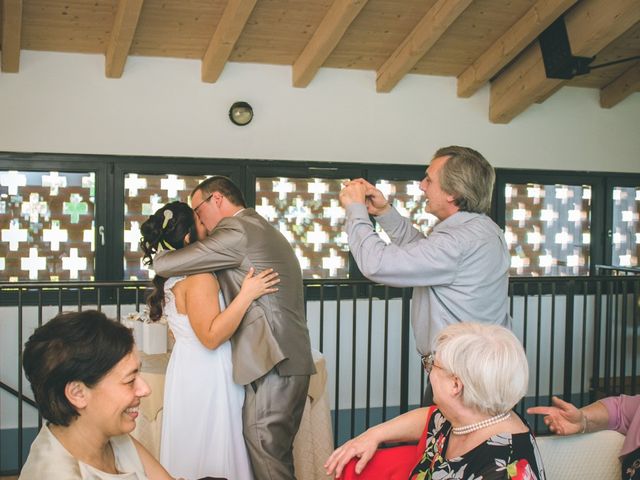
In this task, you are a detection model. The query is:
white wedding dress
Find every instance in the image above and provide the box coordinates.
[159,276,253,480]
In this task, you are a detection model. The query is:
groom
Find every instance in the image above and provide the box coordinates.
[153,176,315,480]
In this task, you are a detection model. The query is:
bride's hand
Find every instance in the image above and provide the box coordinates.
[239,267,280,300]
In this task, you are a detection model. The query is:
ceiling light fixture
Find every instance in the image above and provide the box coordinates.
[229,101,253,126]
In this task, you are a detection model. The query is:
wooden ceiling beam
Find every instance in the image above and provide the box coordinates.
[457,0,577,98]
[1,0,23,73]
[292,0,369,88]
[105,0,144,78]
[376,0,472,93]
[600,61,640,108]
[490,0,640,124]
[202,0,257,83]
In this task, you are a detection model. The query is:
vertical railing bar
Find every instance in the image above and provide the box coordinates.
[399,288,411,415]
[632,279,639,395]
[366,284,373,429]
[534,282,542,433]
[18,288,24,468]
[382,286,389,422]
[319,285,325,353]
[58,288,63,313]
[591,280,602,403]
[580,280,588,406]
[549,283,556,407]
[620,280,628,394]
[350,285,357,438]
[116,288,122,324]
[77,287,82,312]
[38,289,44,431]
[563,280,575,401]
[97,287,102,312]
[333,284,341,447]
[612,278,620,394]
[604,281,612,394]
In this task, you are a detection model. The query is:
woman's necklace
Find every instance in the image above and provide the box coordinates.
[451,411,511,435]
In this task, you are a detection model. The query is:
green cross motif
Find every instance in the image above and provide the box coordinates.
[63,194,89,223]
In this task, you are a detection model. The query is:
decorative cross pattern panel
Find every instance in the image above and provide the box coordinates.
[504,183,591,276]
[124,173,210,280]
[611,186,640,267]
[374,180,438,243]
[0,170,95,281]
[256,177,350,278]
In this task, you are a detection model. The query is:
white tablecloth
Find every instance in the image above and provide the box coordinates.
[132,349,333,480]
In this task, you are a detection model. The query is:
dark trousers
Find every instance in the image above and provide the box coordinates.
[243,369,310,480]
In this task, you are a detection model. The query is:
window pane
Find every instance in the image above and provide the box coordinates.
[0,170,95,281]
[124,173,210,280]
[611,186,640,267]
[255,177,349,279]
[504,183,591,276]
[374,179,437,242]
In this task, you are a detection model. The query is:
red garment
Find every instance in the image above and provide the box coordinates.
[339,406,436,479]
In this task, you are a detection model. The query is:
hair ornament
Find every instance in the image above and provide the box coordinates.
[162,209,173,229]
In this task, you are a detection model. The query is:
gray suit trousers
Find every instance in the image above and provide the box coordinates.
[243,370,310,480]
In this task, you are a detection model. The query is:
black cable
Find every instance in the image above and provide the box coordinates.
[589,55,640,70]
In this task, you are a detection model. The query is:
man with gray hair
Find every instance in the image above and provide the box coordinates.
[339,146,511,403]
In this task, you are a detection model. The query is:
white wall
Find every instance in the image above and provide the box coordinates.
[0,51,638,172]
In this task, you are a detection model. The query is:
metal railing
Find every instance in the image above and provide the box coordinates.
[1,272,639,474]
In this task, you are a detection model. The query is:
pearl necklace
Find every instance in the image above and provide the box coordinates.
[451,412,511,435]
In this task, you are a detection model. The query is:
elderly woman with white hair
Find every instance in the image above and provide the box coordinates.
[325,322,545,479]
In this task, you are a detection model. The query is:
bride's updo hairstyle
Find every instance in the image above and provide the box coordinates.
[139,201,196,321]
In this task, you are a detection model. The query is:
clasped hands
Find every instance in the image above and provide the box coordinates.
[339,178,390,216]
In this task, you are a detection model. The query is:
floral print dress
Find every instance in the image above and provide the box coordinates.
[409,409,546,480]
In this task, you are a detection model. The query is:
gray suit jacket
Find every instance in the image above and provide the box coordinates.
[153,208,315,385]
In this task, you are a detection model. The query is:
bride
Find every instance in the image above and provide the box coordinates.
[140,201,279,480]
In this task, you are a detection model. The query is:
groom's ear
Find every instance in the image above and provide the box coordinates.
[212,191,224,206]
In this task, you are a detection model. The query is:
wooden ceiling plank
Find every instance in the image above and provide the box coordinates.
[201,0,257,83]
[600,61,640,108]
[489,0,640,124]
[1,0,23,73]
[457,0,577,98]
[292,0,369,88]
[376,0,472,93]
[105,0,145,79]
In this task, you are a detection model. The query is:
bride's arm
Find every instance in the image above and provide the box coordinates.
[185,269,279,350]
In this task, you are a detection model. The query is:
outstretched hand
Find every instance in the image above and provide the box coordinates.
[527,396,584,435]
[324,429,380,478]
[239,267,280,301]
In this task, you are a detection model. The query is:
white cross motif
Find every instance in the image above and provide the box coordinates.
[273,178,294,200]
[285,198,310,225]
[375,180,394,200]
[62,248,87,279]
[21,247,47,280]
[126,174,147,197]
[161,175,185,199]
[42,172,67,195]
[43,220,69,251]
[322,248,345,277]
[2,219,28,250]
[294,247,311,271]
[256,197,277,221]
[278,221,294,243]
[21,192,49,223]
[308,180,328,201]
[0,170,27,195]
[322,199,344,226]
[554,228,573,249]
[124,221,141,252]
[306,224,328,252]
[143,194,164,215]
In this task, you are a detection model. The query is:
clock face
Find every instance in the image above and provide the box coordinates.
[229,102,253,126]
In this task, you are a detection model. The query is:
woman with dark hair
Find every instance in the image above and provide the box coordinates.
[139,201,279,480]
[20,310,174,479]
